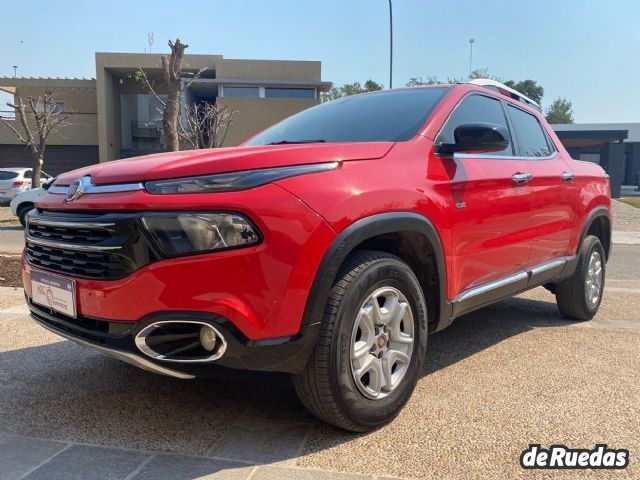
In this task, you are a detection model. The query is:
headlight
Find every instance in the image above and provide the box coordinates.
[145,162,339,194]
[141,213,260,257]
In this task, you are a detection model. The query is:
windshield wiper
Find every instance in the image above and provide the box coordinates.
[267,139,326,145]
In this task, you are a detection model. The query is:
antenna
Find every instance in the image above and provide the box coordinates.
[147,32,154,53]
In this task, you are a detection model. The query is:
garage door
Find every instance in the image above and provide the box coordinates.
[0,144,99,176]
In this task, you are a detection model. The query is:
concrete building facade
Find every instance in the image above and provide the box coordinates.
[552,123,640,198]
[0,52,331,174]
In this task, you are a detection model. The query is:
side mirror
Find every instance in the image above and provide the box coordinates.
[436,122,509,155]
[42,177,56,191]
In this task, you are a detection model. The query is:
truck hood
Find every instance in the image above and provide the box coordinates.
[55,142,395,185]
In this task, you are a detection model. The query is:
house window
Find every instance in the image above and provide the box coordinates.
[265,88,316,99]
[120,93,166,156]
[222,86,260,98]
[35,100,64,113]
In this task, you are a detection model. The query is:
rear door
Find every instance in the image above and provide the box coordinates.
[505,104,577,270]
[439,94,534,299]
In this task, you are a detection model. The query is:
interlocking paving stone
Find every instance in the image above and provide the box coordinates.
[612,199,640,231]
[23,444,149,480]
[0,433,69,480]
[210,418,310,464]
[252,466,373,479]
[131,454,254,480]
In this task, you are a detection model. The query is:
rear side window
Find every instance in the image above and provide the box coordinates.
[245,87,450,145]
[506,105,553,157]
[23,170,32,179]
[0,171,18,180]
[437,94,513,156]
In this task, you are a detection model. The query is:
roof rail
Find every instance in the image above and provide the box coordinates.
[468,79,541,111]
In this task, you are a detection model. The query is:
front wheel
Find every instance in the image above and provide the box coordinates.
[555,235,606,320]
[17,204,34,228]
[293,250,428,431]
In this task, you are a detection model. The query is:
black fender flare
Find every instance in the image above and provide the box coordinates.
[578,206,612,259]
[560,206,612,281]
[300,212,451,335]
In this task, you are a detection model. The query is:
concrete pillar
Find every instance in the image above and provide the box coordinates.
[625,143,640,186]
[606,142,625,198]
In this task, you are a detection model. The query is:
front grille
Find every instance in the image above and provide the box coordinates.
[25,210,156,280]
[29,222,112,245]
[26,244,127,278]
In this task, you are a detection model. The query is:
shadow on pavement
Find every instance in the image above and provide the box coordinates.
[0,294,580,477]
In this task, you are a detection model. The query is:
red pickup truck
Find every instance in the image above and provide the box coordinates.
[23,80,611,431]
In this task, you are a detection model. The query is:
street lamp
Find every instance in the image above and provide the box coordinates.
[388,0,393,89]
[468,39,475,78]
[13,66,17,78]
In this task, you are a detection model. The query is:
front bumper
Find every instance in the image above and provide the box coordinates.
[27,297,320,375]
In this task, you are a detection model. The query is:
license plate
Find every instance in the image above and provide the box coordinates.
[31,269,77,318]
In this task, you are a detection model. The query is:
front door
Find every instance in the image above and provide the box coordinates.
[437,93,534,299]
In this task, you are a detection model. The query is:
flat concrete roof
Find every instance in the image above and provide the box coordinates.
[553,123,640,143]
[189,78,332,92]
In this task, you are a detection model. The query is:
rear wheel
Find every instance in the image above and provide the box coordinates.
[293,250,428,431]
[555,235,605,320]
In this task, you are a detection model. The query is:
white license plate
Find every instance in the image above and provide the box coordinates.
[31,269,77,318]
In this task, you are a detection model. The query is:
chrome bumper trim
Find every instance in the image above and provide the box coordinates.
[34,316,195,380]
[48,182,144,195]
[25,235,122,252]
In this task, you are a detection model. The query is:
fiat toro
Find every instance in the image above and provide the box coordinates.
[23,80,611,431]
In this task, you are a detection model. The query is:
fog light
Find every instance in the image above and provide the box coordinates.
[200,325,217,352]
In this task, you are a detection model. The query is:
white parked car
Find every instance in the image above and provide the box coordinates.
[0,168,52,203]
[10,181,53,227]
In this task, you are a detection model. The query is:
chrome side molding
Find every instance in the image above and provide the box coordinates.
[454,271,528,305]
[452,256,572,318]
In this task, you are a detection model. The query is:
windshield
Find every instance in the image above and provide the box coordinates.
[245,87,450,146]
[0,171,19,180]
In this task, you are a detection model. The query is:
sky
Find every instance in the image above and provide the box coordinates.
[1,0,639,123]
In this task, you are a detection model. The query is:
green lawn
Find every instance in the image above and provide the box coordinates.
[620,197,640,209]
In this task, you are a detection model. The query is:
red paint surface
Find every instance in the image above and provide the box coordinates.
[27,84,610,339]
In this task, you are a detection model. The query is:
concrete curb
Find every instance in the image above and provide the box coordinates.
[613,231,640,245]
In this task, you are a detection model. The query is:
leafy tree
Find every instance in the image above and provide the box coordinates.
[545,98,574,124]
[364,80,383,92]
[406,76,441,86]
[468,68,501,81]
[321,80,384,102]
[405,69,495,87]
[503,79,544,105]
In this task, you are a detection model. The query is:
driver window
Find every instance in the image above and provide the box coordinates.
[437,95,513,156]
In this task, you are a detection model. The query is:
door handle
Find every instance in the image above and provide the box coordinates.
[512,173,533,184]
[561,172,576,182]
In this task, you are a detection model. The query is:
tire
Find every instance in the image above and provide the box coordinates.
[555,235,605,321]
[17,204,34,228]
[293,250,428,431]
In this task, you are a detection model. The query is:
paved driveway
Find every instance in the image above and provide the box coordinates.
[0,246,638,479]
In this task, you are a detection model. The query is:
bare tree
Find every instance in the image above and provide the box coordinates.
[179,103,237,149]
[0,92,70,188]
[135,38,205,152]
